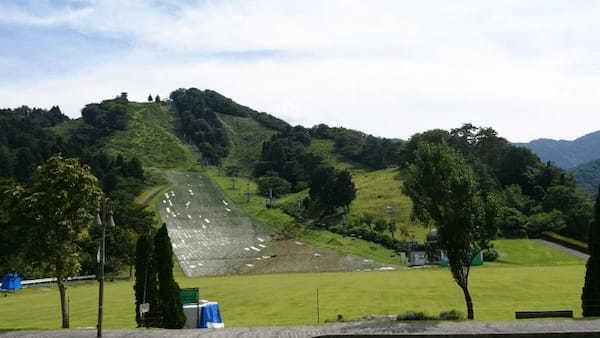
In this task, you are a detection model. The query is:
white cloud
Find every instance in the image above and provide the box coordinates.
[1,1,600,142]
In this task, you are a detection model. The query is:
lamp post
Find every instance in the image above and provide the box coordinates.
[96,198,115,338]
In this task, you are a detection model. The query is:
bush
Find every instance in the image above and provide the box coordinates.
[397,311,432,321]
[397,309,462,321]
[257,175,291,198]
[483,248,499,262]
[439,310,463,320]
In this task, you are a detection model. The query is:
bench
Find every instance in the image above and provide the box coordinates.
[515,310,573,319]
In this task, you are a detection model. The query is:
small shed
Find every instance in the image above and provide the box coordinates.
[1,273,22,291]
[409,251,427,266]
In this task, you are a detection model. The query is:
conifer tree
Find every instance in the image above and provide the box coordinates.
[154,223,186,328]
[148,94,153,102]
[582,185,600,316]
[133,234,160,327]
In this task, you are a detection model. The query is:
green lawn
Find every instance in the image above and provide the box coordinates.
[491,239,584,267]
[0,261,585,329]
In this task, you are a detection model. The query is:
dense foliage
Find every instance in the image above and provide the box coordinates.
[311,124,401,170]
[572,159,600,197]
[0,106,68,181]
[582,186,600,317]
[169,88,287,165]
[154,223,186,329]
[399,124,593,241]
[254,126,322,191]
[404,142,498,320]
[6,156,103,328]
[134,234,160,327]
[0,100,155,279]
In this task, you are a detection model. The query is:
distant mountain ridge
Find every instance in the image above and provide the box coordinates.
[515,130,600,169]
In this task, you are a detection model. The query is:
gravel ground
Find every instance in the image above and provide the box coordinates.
[533,239,589,260]
[3,319,600,337]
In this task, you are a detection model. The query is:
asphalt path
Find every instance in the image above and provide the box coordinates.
[533,239,589,260]
[3,319,600,337]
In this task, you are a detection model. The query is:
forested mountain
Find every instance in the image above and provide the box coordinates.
[1,89,595,279]
[572,159,600,197]
[0,95,154,278]
[398,124,592,241]
[516,131,600,169]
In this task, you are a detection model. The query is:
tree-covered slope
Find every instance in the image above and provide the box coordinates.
[572,158,600,197]
[516,131,600,169]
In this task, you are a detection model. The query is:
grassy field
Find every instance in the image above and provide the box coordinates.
[0,241,585,330]
[200,166,413,264]
[218,113,277,174]
[104,103,197,169]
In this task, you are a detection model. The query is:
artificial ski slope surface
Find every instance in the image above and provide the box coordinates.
[157,171,398,277]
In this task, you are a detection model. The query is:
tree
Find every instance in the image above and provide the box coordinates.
[154,95,161,103]
[154,223,186,328]
[332,169,356,212]
[309,167,356,214]
[148,94,153,102]
[582,186,600,316]
[9,156,102,328]
[133,234,160,327]
[257,175,291,198]
[404,143,494,320]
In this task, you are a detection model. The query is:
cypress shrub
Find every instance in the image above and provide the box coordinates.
[154,223,186,328]
[582,186,600,316]
[133,234,160,327]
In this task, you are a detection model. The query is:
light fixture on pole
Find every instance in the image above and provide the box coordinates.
[96,198,115,338]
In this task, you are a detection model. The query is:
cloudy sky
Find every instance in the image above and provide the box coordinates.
[1,0,599,142]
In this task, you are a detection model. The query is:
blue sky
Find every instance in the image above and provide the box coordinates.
[1,0,600,142]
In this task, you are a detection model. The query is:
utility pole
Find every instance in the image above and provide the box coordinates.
[386,205,396,239]
[96,198,116,338]
[245,182,251,203]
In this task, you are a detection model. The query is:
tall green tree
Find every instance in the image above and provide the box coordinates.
[582,185,600,316]
[133,234,160,327]
[154,223,186,329]
[9,156,102,328]
[404,143,495,320]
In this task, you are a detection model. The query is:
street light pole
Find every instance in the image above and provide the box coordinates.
[96,198,115,338]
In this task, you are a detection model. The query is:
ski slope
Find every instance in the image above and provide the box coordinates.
[157,171,398,277]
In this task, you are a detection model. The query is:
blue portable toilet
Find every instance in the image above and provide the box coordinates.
[1,273,22,290]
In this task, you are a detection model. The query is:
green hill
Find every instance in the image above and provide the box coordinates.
[103,102,197,169]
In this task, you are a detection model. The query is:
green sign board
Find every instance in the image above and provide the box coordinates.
[180,288,199,304]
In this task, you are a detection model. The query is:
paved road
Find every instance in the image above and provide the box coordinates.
[3,319,600,338]
[534,239,589,260]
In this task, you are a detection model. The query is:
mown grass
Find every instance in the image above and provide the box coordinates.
[490,239,584,267]
[0,258,585,329]
[218,113,277,174]
[103,103,197,169]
